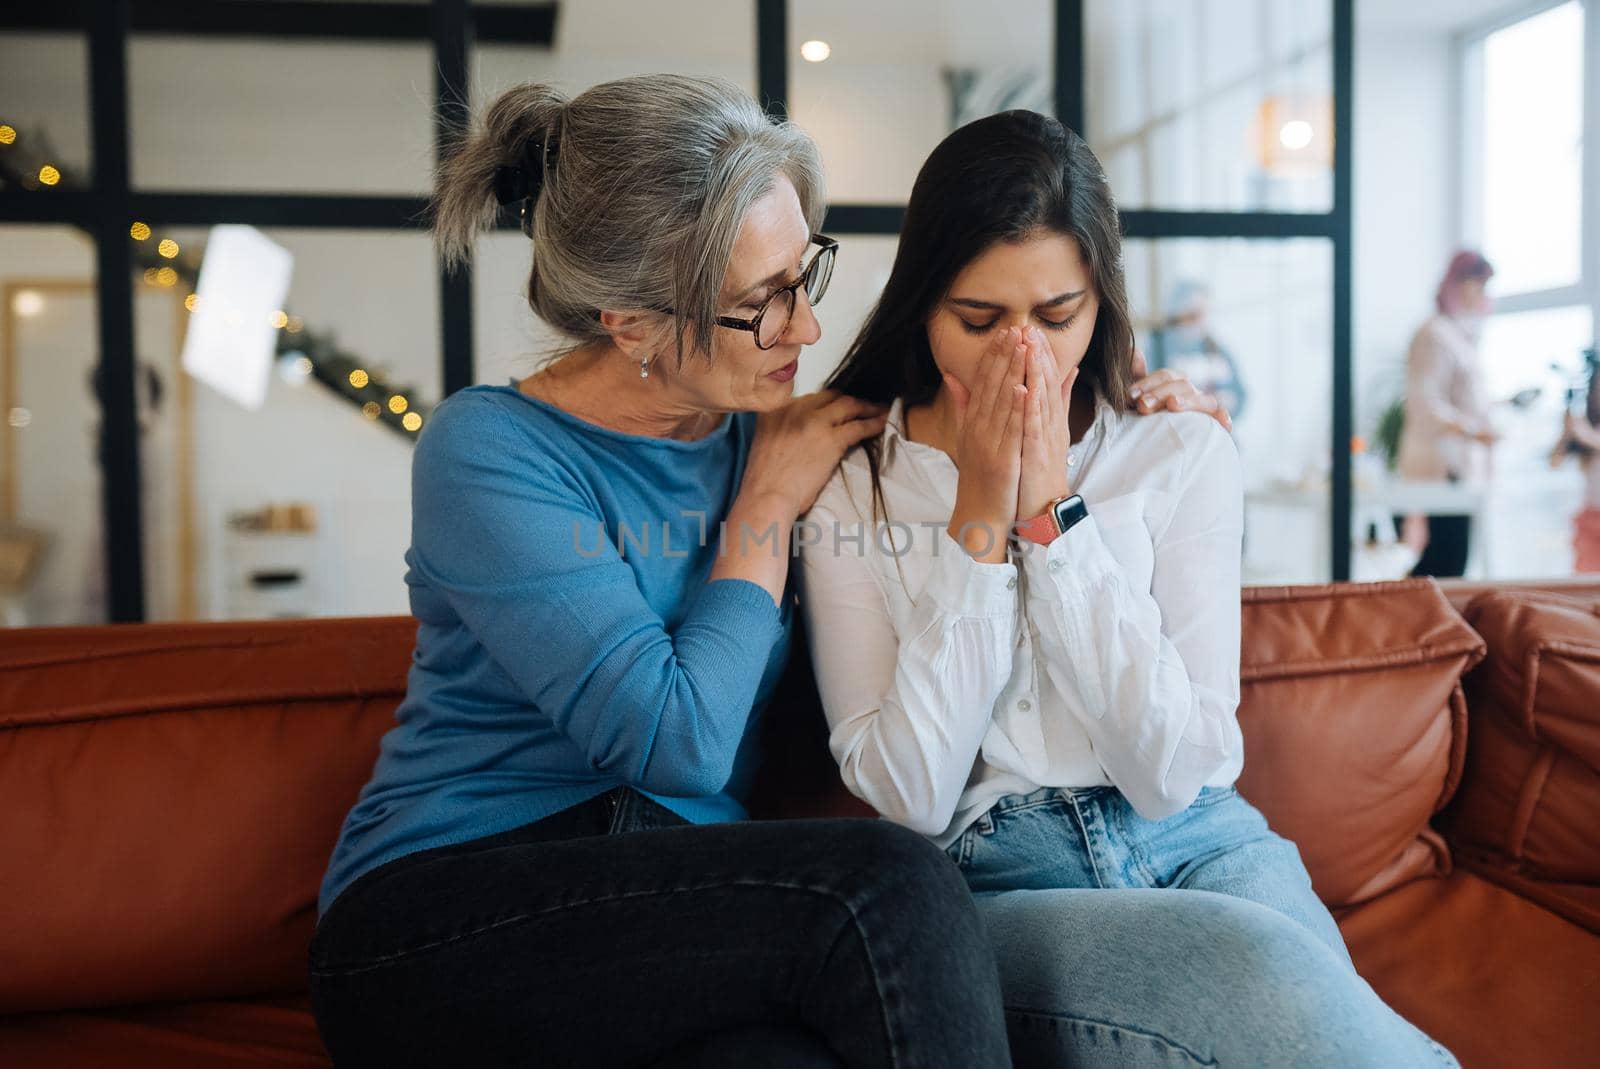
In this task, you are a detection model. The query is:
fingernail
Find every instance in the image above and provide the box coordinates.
[1129,386,1142,399]
[1142,396,1154,409]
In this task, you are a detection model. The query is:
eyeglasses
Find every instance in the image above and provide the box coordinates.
[669,235,838,351]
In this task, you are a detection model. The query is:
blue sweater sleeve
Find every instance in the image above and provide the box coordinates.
[408,399,784,799]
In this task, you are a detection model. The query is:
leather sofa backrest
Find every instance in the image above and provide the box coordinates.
[0,617,414,1014]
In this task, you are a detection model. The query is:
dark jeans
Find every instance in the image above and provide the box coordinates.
[1394,513,1472,578]
[308,787,1011,1068]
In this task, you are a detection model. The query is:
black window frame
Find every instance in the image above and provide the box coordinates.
[0,0,1353,622]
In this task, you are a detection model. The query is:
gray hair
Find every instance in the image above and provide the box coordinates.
[430,74,826,364]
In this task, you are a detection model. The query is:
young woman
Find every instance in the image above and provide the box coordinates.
[801,110,1459,1068]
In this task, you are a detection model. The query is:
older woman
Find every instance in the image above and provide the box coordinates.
[308,75,1227,1067]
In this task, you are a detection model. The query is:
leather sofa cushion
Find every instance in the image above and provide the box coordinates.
[0,995,328,1068]
[1337,869,1600,1069]
[1235,579,1484,908]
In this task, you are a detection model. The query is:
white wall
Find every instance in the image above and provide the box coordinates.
[1352,29,1454,438]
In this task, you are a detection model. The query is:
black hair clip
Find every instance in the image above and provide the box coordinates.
[493,136,559,236]
[493,161,537,207]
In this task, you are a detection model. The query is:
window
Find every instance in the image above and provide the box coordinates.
[1465,1,1585,299]
[1452,0,1595,578]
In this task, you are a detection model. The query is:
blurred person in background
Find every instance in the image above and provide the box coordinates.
[1145,279,1248,423]
[1550,347,1600,572]
[1395,250,1498,578]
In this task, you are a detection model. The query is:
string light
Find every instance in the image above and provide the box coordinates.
[0,125,16,145]
[38,165,60,186]
[95,212,431,438]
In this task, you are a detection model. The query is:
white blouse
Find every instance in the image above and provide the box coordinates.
[797,394,1245,848]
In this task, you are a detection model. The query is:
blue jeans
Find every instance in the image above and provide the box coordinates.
[945,785,1459,1068]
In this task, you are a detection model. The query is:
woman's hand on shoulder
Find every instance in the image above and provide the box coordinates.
[741,390,890,517]
[1128,348,1233,433]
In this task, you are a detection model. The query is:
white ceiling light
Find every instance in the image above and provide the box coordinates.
[1279,119,1315,151]
[800,40,831,63]
[12,290,45,318]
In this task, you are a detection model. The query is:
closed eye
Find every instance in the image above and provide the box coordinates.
[957,313,1079,334]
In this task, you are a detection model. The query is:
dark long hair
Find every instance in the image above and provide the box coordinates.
[823,110,1135,525]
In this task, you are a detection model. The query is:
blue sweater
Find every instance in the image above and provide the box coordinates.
[318,382,793,916]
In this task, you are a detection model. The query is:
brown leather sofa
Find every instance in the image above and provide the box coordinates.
[3,577,1597,1067]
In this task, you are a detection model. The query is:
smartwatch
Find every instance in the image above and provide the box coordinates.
[1014,494,1089,546]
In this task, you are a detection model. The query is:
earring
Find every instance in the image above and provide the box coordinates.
[639,357,650,379]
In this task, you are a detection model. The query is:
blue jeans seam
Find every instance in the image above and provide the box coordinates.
[1189,785,1239,808]
[950,828,973,868]
[1111,800,1164,887]
[1005,1005,1218,1067]
[1065,794,1110,888]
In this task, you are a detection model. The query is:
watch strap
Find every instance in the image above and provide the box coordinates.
[1014,511,1060,545]
[1016,494,1088,546]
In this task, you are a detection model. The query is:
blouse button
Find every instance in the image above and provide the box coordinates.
[1048,560,1064,573]
[1067,454,1077,467]
[1006,576,1017,590]
[1017,699,1032,711]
